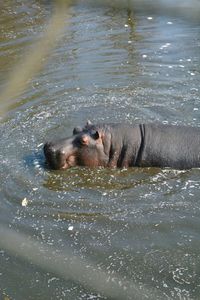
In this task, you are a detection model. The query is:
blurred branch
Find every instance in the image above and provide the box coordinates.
[0,0,71,115]
[0,225,160,300]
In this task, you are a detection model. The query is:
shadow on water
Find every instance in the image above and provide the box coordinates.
[43,165,189,192]
[24,151,46,169]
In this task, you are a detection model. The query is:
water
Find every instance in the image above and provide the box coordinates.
[0,1,200,299]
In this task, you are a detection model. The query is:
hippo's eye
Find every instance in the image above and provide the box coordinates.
[91,130,99,140]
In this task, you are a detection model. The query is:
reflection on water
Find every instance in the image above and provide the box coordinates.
[0,0,200,299]
[43,167,159,191]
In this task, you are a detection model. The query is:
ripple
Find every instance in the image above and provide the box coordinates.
[0,1,200,299]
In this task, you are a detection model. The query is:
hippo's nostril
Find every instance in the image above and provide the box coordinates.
[50,147,56,154]
[44,143,56,154]
[60,150,66,156]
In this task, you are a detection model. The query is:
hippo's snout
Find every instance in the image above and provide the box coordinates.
[43,136,78,170]
[44,142,68,170]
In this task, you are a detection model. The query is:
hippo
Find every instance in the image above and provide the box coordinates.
[44,121,200,170]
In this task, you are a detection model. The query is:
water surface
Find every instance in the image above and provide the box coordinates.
[0,1,200,299]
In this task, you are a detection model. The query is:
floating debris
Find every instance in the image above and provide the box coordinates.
[21,198,28,207]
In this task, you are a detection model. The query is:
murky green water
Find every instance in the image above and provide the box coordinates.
[0,1,200,299]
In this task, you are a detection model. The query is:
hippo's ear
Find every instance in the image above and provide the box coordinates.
[73,126,82,135]
[86,120,92,126]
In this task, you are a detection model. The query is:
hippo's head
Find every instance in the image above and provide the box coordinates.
[44,121,110,170]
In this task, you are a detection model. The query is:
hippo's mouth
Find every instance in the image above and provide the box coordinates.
[45,153,77,170]
[44,158,66,170]
[44,151,66,171]
[45,157,70,170]
[44,143,70,170]
[59,161,70,170]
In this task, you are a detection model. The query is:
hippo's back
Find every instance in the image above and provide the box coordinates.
[139,124,200,169]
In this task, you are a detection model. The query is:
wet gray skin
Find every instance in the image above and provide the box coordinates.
[44,121,200,170]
